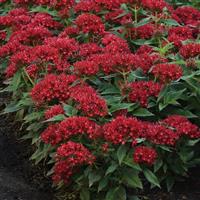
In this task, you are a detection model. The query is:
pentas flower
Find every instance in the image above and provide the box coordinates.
[141,0,169,12]
[89,53,136,74]
[0,8,31,29]
[130,24,155,40]
[103,116,146,145]
[31,74,78,105]
[74,0,101,13]
[146,123,179,146]
[135,45,153,55]
[133,146,157,165]
[78,43,102,58]
[53,141,95,183]
[0,40,28,58]
[44,37,79,59]
[73,60,99,76]
[29,13,62,29]
[151,63,183,83]
[179,43,200,59]
[6,49,32,77]
[41,124,62,146]
[168,26,194,47]
[95,0,134,10]
[31,45,60,67]
[0,31,6,41]
[58,116,101,140]
[33,0,75,9]
[162,115,200,139]
[75,13,105,35]
[127,81,162,107]
[26,65,38,79]
[133,53,167,74]
[52,160,73,184]
[59,26,80,38]
[70,84,108,117]
[45,105,65,120]
[9,26,52,46]
[105,9,132,25]
[102,34,130,54]
[172,6,200,27]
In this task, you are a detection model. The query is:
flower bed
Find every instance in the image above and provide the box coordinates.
[0,0,200,199]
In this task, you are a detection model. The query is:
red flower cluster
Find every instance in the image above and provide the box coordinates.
[53,141,95,183]
[45,105,65,120]
[57,116,101,140]
[41,124,61,146]
[127,81,162,107]
[151,63,183,83]
[179,43,200,59]
[70,84,108,117]
[31,74,78,105]
[133,146,157,165]
[141,0,169,12]
[76,13,105,35]
[103,116,146,144]
[41,116,100,145]
[168,27,194,47]
[146,123,179,146]
[73,60,99,76]
[172,6,200,26]
[103,115,200,146]
[162,115,200,139]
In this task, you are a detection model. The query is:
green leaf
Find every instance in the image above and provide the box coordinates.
[109,103,135,113]
[132,108,154,117]
[129,196,141,200]
[3,103,22,113]
[123,170,143,189]
[105,162,118,175]
[117,145,128,165]
[166,177,175,192]
[98,178,108,192]
[30,6,58,17]
[164,108,197,118]
[106,186,126,200]
[88,171,101,187]
[80,188,90,200]
[123,157,142,171]
[154,159,163,173]
[44,114,65,122]
[24,112,43,123]
[143,169,160,188]
[187,139,200,146]
[134,17,151,27]
[161,19,180,26]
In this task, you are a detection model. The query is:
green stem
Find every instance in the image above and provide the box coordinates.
[23,68,35,86]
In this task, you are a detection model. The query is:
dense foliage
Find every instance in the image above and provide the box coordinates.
[0,0,200,199]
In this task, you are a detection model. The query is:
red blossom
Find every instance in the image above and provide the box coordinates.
[76,13,105,35]
[45,105,65,120]
[70,84,108,117]
[133,146,157,165]
[53,141,95,183]
[127,81,162,107]
[146,123,179,146]
[179,43,200,59]
[151,63,183,83]
[162,115,200,139]
[31,74,78,105]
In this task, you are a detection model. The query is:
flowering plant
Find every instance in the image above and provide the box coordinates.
[1,0,200,199]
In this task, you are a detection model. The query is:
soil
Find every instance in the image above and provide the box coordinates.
[145,177,200,200]
[0,79,54,200]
